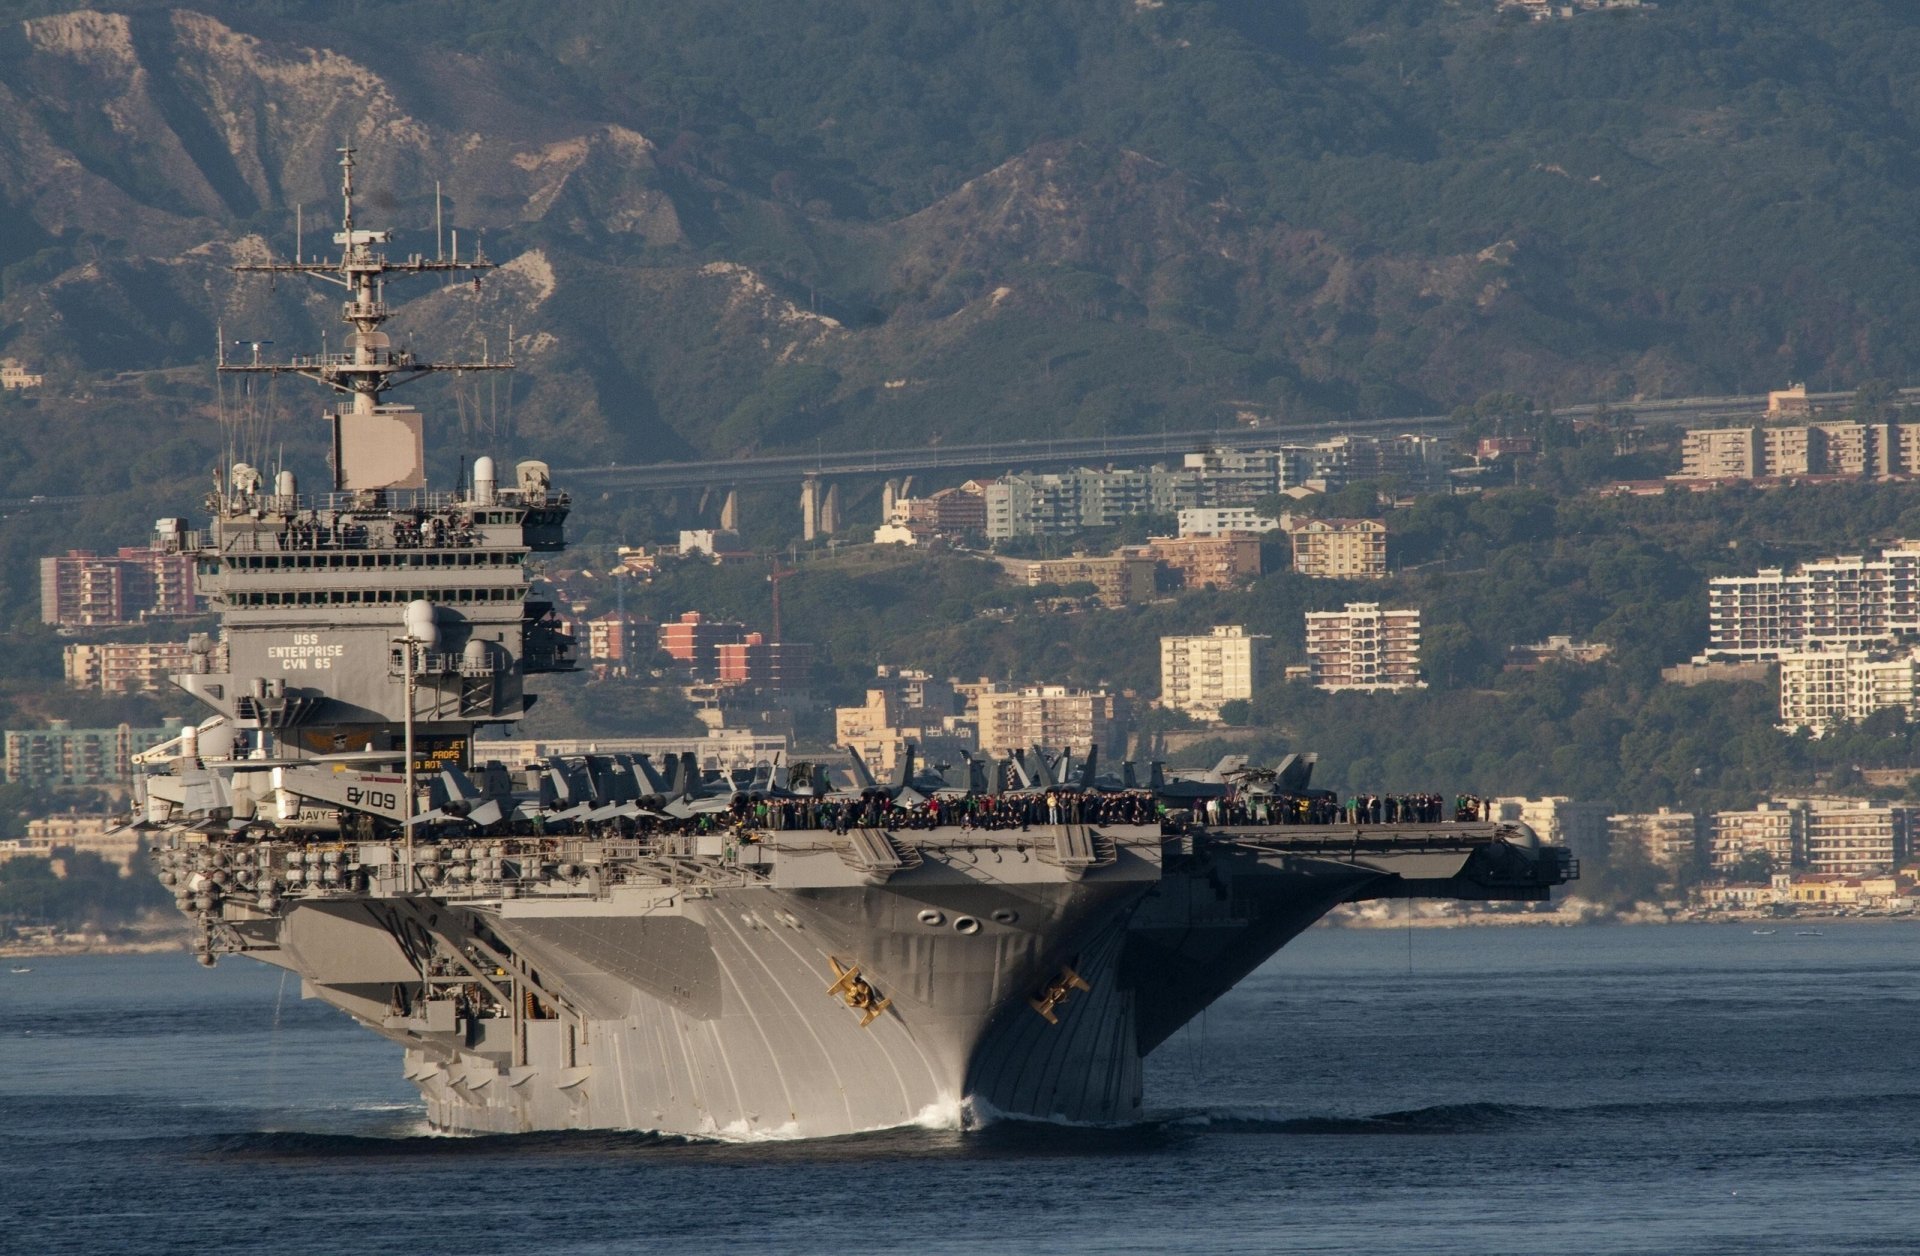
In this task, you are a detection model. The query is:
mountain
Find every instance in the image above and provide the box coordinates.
[4,0,1920,593]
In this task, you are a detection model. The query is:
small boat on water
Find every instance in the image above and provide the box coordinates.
[1751,929,1777,936]
[1796,929,1824,937]
[9,966,31,973]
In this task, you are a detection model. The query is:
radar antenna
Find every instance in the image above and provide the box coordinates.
[220,146,512,491]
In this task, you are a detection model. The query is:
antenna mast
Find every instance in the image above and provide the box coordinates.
[221,145,513,491]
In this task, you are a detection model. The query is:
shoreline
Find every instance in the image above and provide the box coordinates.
[1329,902,1920,929]
[2,935,188,959]
[7,909,1917,958]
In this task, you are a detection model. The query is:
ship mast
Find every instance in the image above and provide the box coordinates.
[219,146,511,490]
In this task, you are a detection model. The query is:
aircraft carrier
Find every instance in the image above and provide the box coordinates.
[135,150,1576,1139]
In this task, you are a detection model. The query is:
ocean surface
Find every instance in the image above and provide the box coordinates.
[3,920,1916,1255]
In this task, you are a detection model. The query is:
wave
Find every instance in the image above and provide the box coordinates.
[1163,1099,1534,1136]
[1161,1089,1920,1136]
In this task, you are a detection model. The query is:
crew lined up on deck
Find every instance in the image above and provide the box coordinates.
[514,787,1504,840]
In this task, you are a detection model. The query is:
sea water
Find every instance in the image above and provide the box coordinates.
[3,921,1916,1255]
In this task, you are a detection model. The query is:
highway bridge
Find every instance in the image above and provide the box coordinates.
[5,385,1913,514]
[557,387,1920,495]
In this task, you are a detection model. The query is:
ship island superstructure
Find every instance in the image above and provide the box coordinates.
[135,151,1576,1139]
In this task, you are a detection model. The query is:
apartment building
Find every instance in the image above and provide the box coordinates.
[1176,507,1283,538]
[1800,802,1907,875]
[63,640,200,693]
[1286,517,1388,580]
[984,436,1447,539]
[1021,556,1159,605]
[984,467,1197,540]
[1707,802,1804,872]
[974,685,1126,757]
[40,539,201,629]
[1160,626,1268,721]
[1141,536,1262,589]
[585,613,645,678]
[1302,603,1424,692]
[1307,434,1449,493]
[0,813,142,873]
[1705,544,1920,659]
[1607,808,1703,876]
[3,719,183,787]
[1677,427,1764,479]
[713,635,814,692]
[888,483,989,542]
[1777,646,1920,733]
[657,611,749,679]
[1179,447,1297,504]
[1677,421,1903,482]
[834,667,973,776]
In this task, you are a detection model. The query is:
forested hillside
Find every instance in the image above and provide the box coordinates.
[6,0,1920,465]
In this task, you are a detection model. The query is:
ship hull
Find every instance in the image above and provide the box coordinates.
[259,827,1458,1139]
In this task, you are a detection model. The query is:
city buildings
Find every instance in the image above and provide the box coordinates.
[884,483,990,544]
[1020,555,1158,605]
[1705,543,1920,659]
[1802,802,1907,875]
[1160,626,1268,721]
[1777,646,1920,733]
[714,634,814,692]
[834,667,975,775]
[40,531,202,629]
[655,611,810,690]
[1285,517,1388,580]
[1517,796,1910,884]
[973,685,1127,757]
[985,467,1197,540]
[0,813,142,873]
[1505,636,1613,670]
[1139,536,1262,589]
[585,613,646,678]
[1301,603,1425,692]
[658,611,749,678]
[677,529,747,559]
[982,436,1448,540]
[1674,419,1920,483]
[3,719,184,787]
[1707,803,1803,872]
[1606,809,1704,876]
[1176,507,1283,538]
[62,640,208,693]
[0,359,43,390]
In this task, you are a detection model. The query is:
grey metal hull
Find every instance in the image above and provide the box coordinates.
[251,825,1479,1139]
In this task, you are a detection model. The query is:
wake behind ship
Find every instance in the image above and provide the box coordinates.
[133,150,1575,1138]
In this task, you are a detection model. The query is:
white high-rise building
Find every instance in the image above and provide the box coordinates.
[1160,626,1269,720]
[1706,544,1920,659]
[1777,646,1920,733]
[974,685,1126,757]
[1302,603,1424,692]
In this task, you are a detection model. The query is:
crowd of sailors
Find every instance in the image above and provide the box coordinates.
[273,512,480,552]
[547,789,1501,838]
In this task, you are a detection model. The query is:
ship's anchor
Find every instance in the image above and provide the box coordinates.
[1029,964,1092,1026]
[826,956,890,1028]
